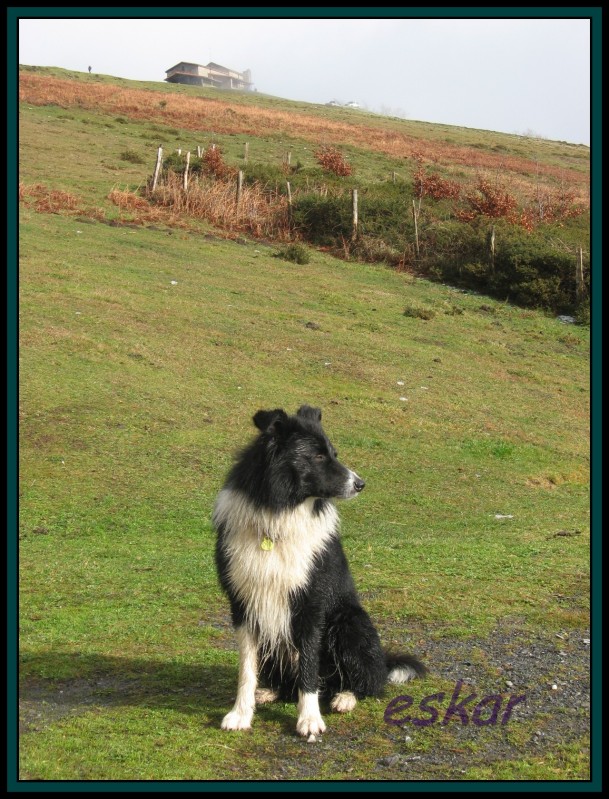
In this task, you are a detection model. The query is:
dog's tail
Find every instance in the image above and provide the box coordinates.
[385,651,427,684]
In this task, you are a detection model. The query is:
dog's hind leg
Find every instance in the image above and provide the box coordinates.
[221,626,258,730]
[255,687,279,704]
[326,604,388,698]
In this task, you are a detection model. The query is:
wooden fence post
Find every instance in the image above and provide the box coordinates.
[352,189,358,240]
[286,181,292,227]
[183,151,191,192]
[412,199,420,259]
[244,142,249,164]
[236,170,243,207]
[197,146,202,158]
[490,225,496,271]
[152,146,163,191]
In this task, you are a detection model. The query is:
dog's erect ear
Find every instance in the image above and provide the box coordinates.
[296,405,322,423]
[253,408,288,435]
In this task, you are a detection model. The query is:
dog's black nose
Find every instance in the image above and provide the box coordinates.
[354,478,366,493]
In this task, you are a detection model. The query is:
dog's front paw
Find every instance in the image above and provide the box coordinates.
[296,712,326,738]
[221,709,253,730]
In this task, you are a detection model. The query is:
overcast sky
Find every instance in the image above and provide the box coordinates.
[17,15,592,145]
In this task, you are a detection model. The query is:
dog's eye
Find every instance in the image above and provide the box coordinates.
[314,454,327,462]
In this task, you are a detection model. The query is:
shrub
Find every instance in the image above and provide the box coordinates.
[164,148,233,180]
[291,184,415,251]
[243,163,287,192]
[163,151,187,173]
[314,146,352,176]
[490,236,576,311]
[458,176,518,221]
[291,194,353,246]
[351,235,403,266]
[419,221,486,281]
[413,163,461,200]
[355,190,413,250]
[201,145,233,179]
[403,303,435,320]
[574,302,590,326]
[275,243,311,264]
[120,149,145,164]
[418,219,584,313]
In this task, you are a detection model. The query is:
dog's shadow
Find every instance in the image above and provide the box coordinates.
[19,650,305,735]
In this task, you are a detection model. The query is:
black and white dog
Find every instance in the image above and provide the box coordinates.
[213,405,425,739]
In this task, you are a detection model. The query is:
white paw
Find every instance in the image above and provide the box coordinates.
[255,688,279,705]
[221,709,253,730]
[296,713,326,738]
[331,691,357,713]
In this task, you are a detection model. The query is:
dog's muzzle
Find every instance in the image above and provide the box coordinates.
[341,470,365,499]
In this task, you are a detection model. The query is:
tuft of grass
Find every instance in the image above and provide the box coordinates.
[119,149,146,164]
[275,242,311,264]
[403,302,436,320]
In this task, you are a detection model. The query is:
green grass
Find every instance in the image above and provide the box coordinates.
[17,74,590,782]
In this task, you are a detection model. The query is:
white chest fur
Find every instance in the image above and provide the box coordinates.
[214,489,338,648]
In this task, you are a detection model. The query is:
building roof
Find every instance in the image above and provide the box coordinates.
[165,61,241,74]
[206,62,231,72]
[165,61,202,73]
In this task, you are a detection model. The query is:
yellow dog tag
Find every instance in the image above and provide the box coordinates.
[261,536,274,551]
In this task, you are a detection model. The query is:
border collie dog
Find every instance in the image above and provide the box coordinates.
[213,405,425,739]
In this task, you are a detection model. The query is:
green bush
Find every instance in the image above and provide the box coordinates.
[243,163,286,190]
[574,301,590,326]
[163,151,188,173]
[418,219,585,313]
[403,303,435,320]
[291,185,414,249]
[490,232,578,312]
[291,195,353,246]
[275,243,311,264]
[120,149,145,164]
[351,235,403,266]
[355,193,412,250]
[419,221,486,283]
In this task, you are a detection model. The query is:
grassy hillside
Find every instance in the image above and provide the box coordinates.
[18,67,590,782]
[19,65,590,167]
[19,65,590,317]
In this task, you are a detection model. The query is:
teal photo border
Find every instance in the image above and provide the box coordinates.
[7,6,602,793]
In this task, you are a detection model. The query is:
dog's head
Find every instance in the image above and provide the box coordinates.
[251,405,365,502]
